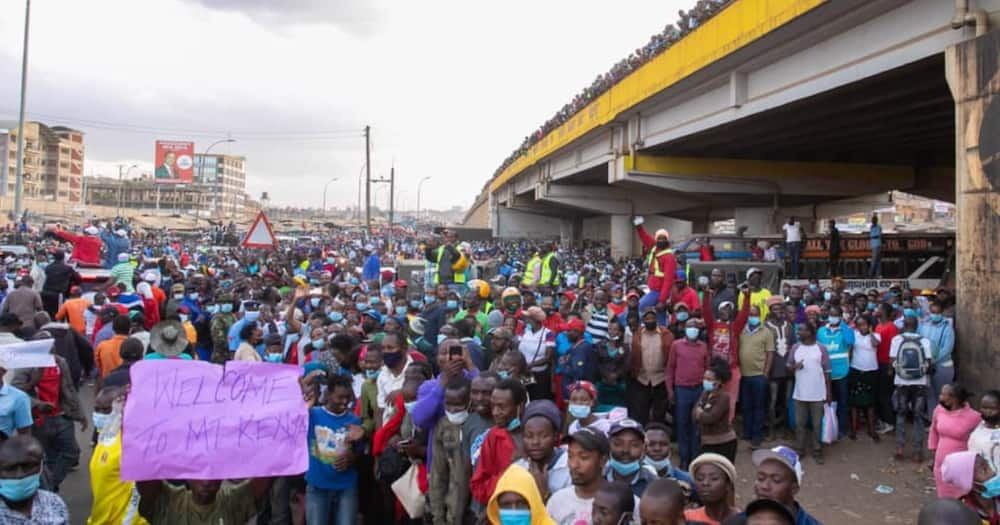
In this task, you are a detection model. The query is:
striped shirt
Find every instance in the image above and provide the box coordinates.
[586,307,610,343]
[109,263,135,293]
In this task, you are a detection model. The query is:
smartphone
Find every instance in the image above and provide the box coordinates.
[449,345,463,360]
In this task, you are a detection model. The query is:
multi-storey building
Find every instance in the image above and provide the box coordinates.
[0,121,84,203]
[193,154,246,218]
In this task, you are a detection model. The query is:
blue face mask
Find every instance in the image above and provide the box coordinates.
[265,353,283,363]
[497,370,511,380]
[312,339,325,350]
[356,303,369,311]
[644,456,672,472]
[823,291,833,301]
[404,401,417,413]
[866,303,877,311]
[370,297,380,306]
[424,295,436,305]
[930,313,943,323]
[365,369,380,380]
[395,306,407,316]
[498,509,532,525]
[206,304,219,314]
[828,316,841,326]
[220,303,233,313]
[244,311,260,323]
[310,298,322,308]
[287,333,300,343]
[702,380,716,392]
[446,299,458,310]
[410,300,422,309]
[903,308,918,318]
[328,311,344,323]
[980,474,1000,498]
[607,346,620,357]
[0,473,40,502]
[92,412,110,431]
[747,316,761,327]
[685,327,700,340]
[676,311,689,322]
[349,277,360,286]
[568,404,591,419]
[609,458,641,476]
[506,417,521,431]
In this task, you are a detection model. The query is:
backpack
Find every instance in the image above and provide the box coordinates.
[894,335,926,380]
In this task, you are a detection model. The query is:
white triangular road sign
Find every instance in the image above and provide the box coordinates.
[241,211,277,249]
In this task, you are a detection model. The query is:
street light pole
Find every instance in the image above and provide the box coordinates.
[13,0,31,220]
[197,138,235,222]
[117,163,137,217]
[321,177,339,215]
[416,176,431,219]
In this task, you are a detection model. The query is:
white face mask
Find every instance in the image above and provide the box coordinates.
[445,409,469,425]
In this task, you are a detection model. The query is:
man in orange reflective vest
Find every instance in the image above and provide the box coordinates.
[634,216,677,326]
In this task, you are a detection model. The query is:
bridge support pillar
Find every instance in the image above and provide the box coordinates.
[560,217,582,247]
[946,31,1000,395]
[734,207,776,236]
[610,215,634,260]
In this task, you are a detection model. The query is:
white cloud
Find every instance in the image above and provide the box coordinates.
[0,0,689,211]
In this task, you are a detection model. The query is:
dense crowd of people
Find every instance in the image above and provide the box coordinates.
[0,212,987,525]
[491,0,733,182]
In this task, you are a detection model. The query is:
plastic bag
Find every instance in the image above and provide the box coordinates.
[821,402,839,444]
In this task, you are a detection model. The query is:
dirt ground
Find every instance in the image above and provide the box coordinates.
[730,431,937,523]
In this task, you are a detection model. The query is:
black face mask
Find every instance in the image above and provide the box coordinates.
[644,321,657,331]
[655,240,668,250]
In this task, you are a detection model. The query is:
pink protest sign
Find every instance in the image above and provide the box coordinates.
[120,359,308,481]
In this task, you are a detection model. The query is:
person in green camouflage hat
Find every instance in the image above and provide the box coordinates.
[210,292,236,364]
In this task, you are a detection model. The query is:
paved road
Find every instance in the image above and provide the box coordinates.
[59,382,94,524]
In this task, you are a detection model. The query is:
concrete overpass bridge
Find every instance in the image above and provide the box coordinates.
[475,0,1000,392]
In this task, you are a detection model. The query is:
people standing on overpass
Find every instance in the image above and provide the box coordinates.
[827,219,842,277]
[869,215,883,277]
[633,216,676,327]
[782,217,804,279]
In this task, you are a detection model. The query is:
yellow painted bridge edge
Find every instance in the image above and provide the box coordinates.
[489,0,829,194]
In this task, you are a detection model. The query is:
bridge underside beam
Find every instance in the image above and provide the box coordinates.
[534,182,691,215]
[614,154,916,196]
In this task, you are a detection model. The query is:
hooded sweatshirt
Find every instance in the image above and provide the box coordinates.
[485,464,555,525]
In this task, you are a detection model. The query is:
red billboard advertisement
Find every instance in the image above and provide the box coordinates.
[154,140,195,184]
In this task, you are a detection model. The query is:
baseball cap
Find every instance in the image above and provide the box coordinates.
[746,267,763,280]
[608,418,645,439]
[563,318,585,333]
[745,498,797,524]
[567,380,597,400]
[626,291,640,300]
[560,290,577,304]
[752,445,804,485]
[106,286,121,298]
[523,400,561,431]
[565,427,610,455]
[393,279,408,288]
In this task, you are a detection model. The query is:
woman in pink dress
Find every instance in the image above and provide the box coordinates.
[929,383,982,498]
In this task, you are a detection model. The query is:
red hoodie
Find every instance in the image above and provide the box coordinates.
[470,426,517,505]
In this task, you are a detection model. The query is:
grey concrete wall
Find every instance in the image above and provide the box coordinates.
[493,207,562,240]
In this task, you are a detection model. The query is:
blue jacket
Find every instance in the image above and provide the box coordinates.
[100,230,130,269]
[919,319,956,366]
[362,254,381,282]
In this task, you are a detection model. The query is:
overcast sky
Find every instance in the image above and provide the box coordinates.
[0,0,687,211]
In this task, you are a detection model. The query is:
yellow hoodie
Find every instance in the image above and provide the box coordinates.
[486,464,556,525]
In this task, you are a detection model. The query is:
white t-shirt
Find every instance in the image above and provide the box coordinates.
[968,422,1000,473]
[783,222,802,243]
[518,325,554,372]
[546,487,593,525]
[850,330,881,372]
[376,355,414,415]
[546,487,639,525]
[789,343,831,402]
[889,334,932,386]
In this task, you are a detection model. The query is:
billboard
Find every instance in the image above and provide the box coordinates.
[154,140,194,184]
